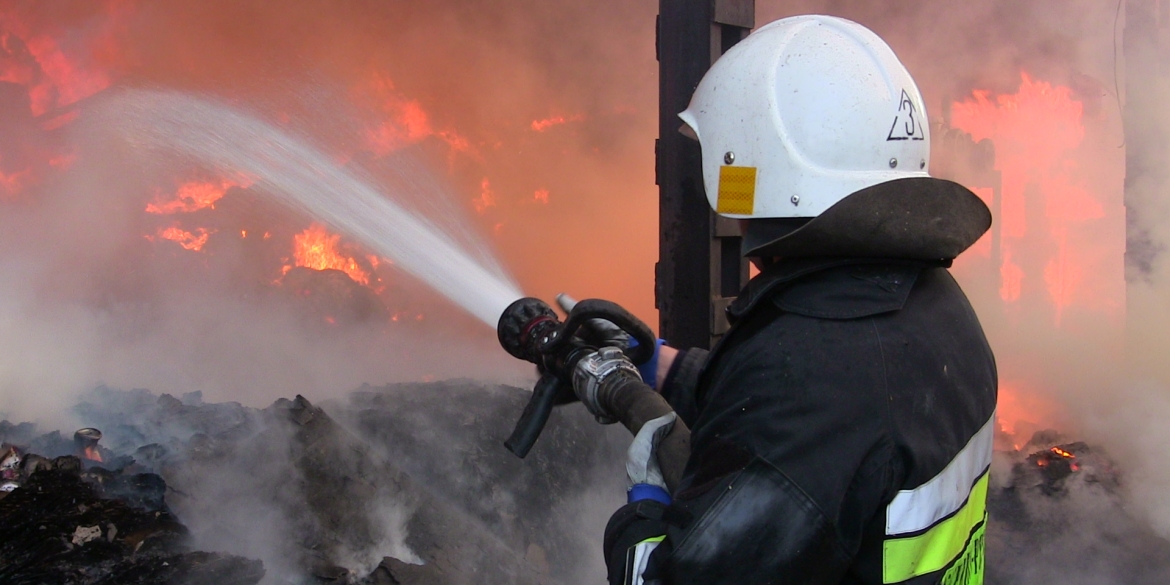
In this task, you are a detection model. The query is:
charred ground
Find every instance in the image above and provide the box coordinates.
[2,382,1169,584]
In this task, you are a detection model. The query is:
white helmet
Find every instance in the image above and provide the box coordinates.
[679,15,989,260]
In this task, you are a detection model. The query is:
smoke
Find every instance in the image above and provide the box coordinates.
[0,0,664,423]
[2,0,1170,580]
[755,0,1170,558]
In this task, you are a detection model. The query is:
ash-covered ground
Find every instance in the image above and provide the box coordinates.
[2,381,1170,584]
[0,381,628,584]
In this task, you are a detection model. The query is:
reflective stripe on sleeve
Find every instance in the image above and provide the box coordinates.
[883,471,989,583]
[886,412,995,535]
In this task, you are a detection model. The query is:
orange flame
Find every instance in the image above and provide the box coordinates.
[951,73,1106,325]
[151,225,212,251]
[996,380,1067,448]
[531,113,584,132]
[359,72,470,156]
[23,34,111,117]
[534,189,549,204]
[82,446,103,463]
[289,224,370,285]
[0,2,130,117]
[146,179,241,215]
[1050,446,1075,459]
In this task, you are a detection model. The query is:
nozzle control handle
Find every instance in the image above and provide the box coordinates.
[504,373,574,458]
[540,299,656,365]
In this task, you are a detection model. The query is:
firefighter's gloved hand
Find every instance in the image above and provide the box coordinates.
[572,346,641,424]
[556,293,632,349]
[626,412,676,504]
[557,293,664,389]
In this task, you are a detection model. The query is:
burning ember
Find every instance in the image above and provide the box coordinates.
[1010,433,1118,496]
[74,427,104,463]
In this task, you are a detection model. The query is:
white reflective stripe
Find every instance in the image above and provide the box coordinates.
[626,538,662,585]
[886,412,995,536]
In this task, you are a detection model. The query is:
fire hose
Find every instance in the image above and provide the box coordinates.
[497,297,690,492]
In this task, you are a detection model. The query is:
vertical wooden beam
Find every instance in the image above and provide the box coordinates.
[656,0,754,350]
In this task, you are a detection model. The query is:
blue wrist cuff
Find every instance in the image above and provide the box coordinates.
[629,338,666,390]
[628,483,672,505]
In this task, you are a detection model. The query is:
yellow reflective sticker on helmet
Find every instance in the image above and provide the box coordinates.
[717,166,756,215]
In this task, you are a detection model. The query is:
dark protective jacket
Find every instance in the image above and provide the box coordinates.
[605,258,997,585]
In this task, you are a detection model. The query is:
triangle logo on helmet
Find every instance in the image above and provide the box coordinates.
[887,89,925,141]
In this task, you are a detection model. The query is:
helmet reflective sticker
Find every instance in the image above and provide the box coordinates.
[717,166,757,215]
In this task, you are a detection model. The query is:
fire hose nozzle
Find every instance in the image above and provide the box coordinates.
[496,296,657,458]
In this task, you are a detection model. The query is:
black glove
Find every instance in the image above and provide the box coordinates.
[556,293,632,349]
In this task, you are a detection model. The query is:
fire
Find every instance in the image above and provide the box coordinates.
[951,73,1109,325]
[146,179,241,215]
[996,380,1067,448]
[150,225,212,251]
[534,189,549,204]
[0,166,32,198]
[1050,446,1075,459]
[531,114,585,132]
[82,446,103,463]
[289,224,370,285]
[358,72,470,156]
[23,34,111,117]
[474,178,497,214]
[0,2,130,117]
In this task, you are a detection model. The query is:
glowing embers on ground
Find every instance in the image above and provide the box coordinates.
[951,73,1108,326]
[82,446,104,463]
[286,223,372,286]
[1031,446,1078,472]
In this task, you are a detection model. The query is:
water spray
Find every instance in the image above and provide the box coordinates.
[98,89,522,327]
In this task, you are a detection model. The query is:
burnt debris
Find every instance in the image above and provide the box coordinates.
[0,455,263,585]
[7,384,1170,584]
[986,431,1170,585]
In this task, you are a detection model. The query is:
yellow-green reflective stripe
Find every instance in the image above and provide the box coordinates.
[639,535,666,545]
[941,518,985,585]
[883,472,989,583]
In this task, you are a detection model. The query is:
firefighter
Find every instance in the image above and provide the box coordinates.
[569,15,997,585]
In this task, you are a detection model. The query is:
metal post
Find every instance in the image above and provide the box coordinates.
[656,0,754,350]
